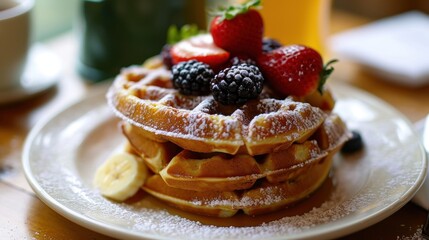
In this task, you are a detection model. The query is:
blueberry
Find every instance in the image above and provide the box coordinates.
[341,130,364,153]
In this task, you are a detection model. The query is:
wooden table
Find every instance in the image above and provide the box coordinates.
[1,9,428,240]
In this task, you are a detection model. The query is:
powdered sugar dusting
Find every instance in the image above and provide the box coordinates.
[247,101,325,140]
[190,185,285,208]
[181,112,242,140]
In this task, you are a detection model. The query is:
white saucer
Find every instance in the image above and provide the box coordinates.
[0,43,61,105]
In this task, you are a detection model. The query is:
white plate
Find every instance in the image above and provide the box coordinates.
[22,82,427,240]
[0,44,61,105]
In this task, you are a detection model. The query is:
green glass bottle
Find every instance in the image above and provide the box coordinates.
[77,0,206,82]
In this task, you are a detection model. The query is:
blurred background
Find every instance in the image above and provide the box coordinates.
[334,0,429,19]
[32,0,79,41]
[32,0,429,42]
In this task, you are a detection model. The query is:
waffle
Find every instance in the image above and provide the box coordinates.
[122,122,343,217]
[123,112,347,190]
[107,63,331,156]
[119,112,348,217]
[107,60,350,217]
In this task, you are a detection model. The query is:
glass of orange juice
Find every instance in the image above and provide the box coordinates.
[257,0,331,55]
[223,0,331,56]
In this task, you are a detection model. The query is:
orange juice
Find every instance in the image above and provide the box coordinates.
[258,0,331,55]
[208,0,331,55]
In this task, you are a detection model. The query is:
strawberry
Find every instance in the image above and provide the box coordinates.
[210,0,263,59]
[161,24,201,69]
[170,34,230,69]
[258,45,337,97]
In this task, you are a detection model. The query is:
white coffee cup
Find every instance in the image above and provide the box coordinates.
[0,0,33,90]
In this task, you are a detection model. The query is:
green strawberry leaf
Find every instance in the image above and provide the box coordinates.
[211,0,261,21]
[166,25,180,45]
[167,24,202,45]
[318,59,338,94]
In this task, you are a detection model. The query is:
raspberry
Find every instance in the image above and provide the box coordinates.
[211,63,264,105]
[161,44,173,69]
[262,38,282,53]
[172,60,214,95]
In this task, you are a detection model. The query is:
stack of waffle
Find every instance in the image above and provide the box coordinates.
[106,59,350,217]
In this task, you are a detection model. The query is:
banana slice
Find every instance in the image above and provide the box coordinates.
[94,152,148,201]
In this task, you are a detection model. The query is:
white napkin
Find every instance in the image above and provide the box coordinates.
[330,11,429,87]
[412,118,429,210]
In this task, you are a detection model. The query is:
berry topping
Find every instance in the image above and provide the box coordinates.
[210,0,263,59]
[262,38,282,53]
[172,60,214,95]
[258,45,337,97]
[341,130,364,153]
[211,63,264,105]
[170,34,230,69]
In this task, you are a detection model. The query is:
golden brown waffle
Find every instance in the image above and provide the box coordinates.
[119,113,349,217]
[142,153,331,218]
[107,65,331,155]
[132,143,334,217]
[123,113,348,192]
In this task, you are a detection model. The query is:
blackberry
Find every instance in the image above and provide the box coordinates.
[211,63,264,105]
[172,60,214,95]
[230,56,257,66]
[262,38,282,53]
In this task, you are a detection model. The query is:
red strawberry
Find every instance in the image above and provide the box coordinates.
[258,45,337,97]
[170,34,230,69]
[210,0,263,59]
